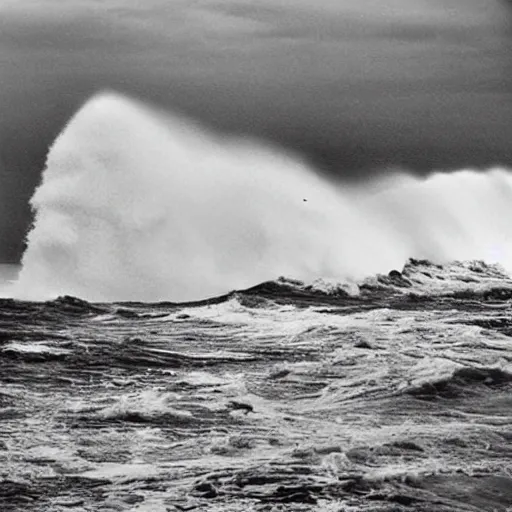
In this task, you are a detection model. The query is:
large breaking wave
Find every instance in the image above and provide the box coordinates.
[11,91,512,301]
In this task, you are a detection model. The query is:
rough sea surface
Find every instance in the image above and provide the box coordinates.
[2,259,512,512]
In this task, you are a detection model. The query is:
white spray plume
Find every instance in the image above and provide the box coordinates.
[11,91,512,301]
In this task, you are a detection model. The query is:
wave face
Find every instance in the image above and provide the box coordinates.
[12,91,512,301]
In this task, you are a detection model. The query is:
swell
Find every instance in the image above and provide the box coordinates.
[10,90,512,302]
[3,267,512,511]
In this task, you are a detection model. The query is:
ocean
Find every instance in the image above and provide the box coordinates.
[2,93,512,511]
[1,259,512,511]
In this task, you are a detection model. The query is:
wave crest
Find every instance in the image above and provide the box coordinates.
[11,91,512,302]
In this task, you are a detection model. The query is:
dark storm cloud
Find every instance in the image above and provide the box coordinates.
[0,0,511,261]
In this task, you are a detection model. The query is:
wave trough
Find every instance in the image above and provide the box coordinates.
[12,91,512,301]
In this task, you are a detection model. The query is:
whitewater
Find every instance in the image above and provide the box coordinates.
[3,259,512,511]
[3,92,512,511]
[10,91,512,302]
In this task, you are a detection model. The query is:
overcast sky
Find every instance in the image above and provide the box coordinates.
[0,0,511,261]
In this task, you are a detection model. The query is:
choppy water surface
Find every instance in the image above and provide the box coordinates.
[2,260,512,511]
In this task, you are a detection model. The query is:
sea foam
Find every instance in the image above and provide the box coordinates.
[11,91,512,301]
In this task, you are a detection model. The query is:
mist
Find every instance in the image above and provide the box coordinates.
[11,92,512,302]
[0,0,511,262]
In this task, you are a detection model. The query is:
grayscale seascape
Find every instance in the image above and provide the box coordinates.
[1,2,512,511]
